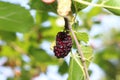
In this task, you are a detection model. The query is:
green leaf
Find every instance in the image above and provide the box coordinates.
[72,0,92,12]
[87,7,102,18]
[21,68,31,80]
[95,47,120,60]
[81,45,93,58]
[36,11,49,25]
[81,45,93,66]
[7,78,14,80]
[68,55,84,80]
[0,2,34,33]
[68,45,93,80]
[29,47,51,62]
[0,30,16,41]
[75,32,89,43]
[100,0,120,15]
[0,45,20,58]
[58,61,68,75]
[28,46,58,65]
[94,51,117,79]
[41,17,63,41]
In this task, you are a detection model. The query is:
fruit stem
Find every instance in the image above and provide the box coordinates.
[65,17,90,80]
[64,17,69,30]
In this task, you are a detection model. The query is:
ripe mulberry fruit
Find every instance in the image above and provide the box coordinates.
[54,31,72,58]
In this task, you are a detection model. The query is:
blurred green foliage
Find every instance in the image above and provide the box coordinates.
[0,0,120,80]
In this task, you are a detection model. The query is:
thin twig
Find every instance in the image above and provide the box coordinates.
[65,17,90,80]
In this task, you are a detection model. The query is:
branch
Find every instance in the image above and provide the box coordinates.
[74,0,120,10]
[65,18,90,80]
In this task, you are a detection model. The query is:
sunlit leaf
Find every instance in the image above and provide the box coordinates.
[68,45,93,80]
[100,0,120,15]
[72,0,92,12]
[68,55,84,80]
[87,7,102,18]
[75,32,89,43]
[0,45,20,57]
[81,45,93,58]
[81,45,93,66]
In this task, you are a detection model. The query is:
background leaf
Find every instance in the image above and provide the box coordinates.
[58,61,69,75]
[100,0,120,15]
[28,46,58,65]
[0,30,16,41]
[29,0,57,13]
[0,2,34,32]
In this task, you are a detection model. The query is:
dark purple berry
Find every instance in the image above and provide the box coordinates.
[54,31,72,58]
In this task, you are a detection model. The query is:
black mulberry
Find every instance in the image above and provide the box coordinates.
[54,31,72,58]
